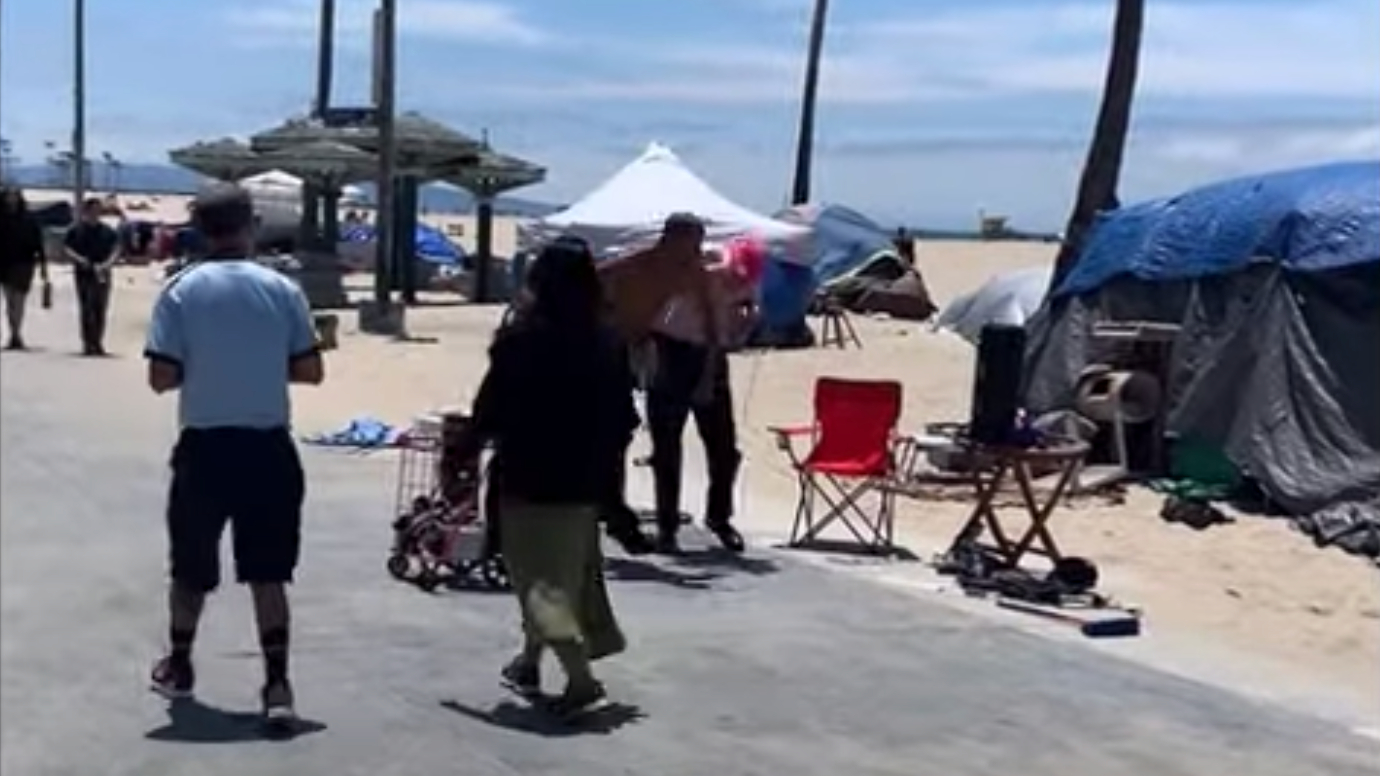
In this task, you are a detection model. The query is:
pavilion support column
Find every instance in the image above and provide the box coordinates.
[394,177,420,302]
[298,182,322,250]
[473,191,494,304]
[321,185,341,247]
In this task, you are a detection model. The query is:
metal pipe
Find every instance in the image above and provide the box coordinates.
[789,0,829,205]
[372,0,397,307]
[72,0,87,207]
[314,0,335,117]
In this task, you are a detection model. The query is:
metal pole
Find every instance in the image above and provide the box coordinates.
[372,0,397,307]
[72,0,86,208]
[789,0,829,205]
[314,0,335,117]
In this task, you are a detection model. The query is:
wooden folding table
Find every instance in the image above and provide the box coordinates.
[944,440,1089,568]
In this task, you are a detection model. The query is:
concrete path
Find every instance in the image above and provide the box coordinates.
[3,341,1377,776]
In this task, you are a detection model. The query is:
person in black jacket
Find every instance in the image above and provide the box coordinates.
[455,239,638,718]
[0,187,50,350]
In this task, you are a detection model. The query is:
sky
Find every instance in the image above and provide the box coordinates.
[1,0,1377,229]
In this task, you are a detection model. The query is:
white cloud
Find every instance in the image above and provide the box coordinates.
[227,0,548,47]
[485,0,1379,105]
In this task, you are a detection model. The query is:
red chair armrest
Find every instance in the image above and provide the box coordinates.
[768,424,816,454]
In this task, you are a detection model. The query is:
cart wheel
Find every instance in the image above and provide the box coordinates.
[416,572,441,593]
[481,559,510,590]
[386,554,410,580]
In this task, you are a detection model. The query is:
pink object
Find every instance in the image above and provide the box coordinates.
[724,235,767,287]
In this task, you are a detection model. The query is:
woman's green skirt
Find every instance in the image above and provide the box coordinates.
[499,500,625,661]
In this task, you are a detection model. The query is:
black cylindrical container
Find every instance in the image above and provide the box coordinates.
[969,324,1026,445]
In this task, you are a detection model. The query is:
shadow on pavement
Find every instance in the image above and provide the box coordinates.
[440,698,644,737]
[671,547,781,576]
[144,697,326,744]
[605,557,719,589]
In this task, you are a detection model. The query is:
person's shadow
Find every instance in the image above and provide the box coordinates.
[144,697,326,743]
[440,698,644,738]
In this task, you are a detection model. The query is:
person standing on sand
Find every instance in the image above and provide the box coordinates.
[143,183,325,728]
[0,187,50,350]
[454,238,636,719]
[63,198,120,355]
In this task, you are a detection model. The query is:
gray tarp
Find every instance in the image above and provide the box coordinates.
[1024,262,1380,557]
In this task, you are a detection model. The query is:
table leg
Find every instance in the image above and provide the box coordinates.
[1009,460,1079,563]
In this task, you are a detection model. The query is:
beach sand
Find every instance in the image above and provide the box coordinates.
[46,213,1380,727]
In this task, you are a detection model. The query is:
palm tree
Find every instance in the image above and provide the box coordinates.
[0,137,15,182]
[790,0,830,205]
[1048,0,1145,293]
[101,150,114,191]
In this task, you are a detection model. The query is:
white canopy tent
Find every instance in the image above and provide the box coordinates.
[518,142,805,257]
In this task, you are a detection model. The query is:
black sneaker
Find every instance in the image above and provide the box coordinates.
[149,655,195,699]
[549,682,608,720]
[3,337,24,351]
[707,520,746,553]
[261,681,298,731]
[500,658,541,699]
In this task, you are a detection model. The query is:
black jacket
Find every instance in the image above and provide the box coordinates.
[466,317,638,505]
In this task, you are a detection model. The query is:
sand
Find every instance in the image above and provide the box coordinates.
[26,207,1380,726]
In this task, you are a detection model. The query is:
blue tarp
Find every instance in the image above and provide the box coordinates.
[760,204,898,329]
[342,223,464,265]
[1056,161,1380,298]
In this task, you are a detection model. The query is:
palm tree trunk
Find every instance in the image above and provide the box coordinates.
[790,0,830,205]
[1047,0,1145,294]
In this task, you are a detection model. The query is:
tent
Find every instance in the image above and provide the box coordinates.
[1024,161,1380,556]
[752,203,934,345]
[517,142,804,257]
[936,266,1052,343]
[239,169,304,204]
[340,222,465,265]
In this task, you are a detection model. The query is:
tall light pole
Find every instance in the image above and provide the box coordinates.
[315,0,335,117]
[372,0,398,310]
[72,0,87,208]
[790,0,829,205]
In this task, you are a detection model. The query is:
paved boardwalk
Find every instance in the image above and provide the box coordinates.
[2,345,1377,776]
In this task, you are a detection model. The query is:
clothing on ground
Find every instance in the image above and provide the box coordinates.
[500,500,625,661]
[145,260,318,430]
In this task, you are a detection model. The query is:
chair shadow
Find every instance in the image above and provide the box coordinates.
[778,538,921,562]
[439,698,644,738]
[605,557,719,590]
[144,697,326,744]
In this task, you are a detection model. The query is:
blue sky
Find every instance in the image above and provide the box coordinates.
[1,0,1377,229]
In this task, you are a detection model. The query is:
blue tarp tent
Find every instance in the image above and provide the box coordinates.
[342,223,465,265]
[756,204,908,345]
[1026,161,1380,556]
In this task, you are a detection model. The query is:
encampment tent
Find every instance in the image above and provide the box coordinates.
[517,142,804,257]
[937,266,1052,344]
[1024,161,1380,556]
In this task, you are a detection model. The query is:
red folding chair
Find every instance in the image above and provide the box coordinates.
[769,378,904,553]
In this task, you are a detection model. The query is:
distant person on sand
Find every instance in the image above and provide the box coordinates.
[0,187,50,350]
[454,238,635,719]
[143,183,325,729]
[63,198,120,355]
[644,233,763,554]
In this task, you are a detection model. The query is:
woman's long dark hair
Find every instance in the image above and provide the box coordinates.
[0,186,29,223]
[524,237,603,329]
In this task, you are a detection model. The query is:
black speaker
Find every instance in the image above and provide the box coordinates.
[969,324,1026,445]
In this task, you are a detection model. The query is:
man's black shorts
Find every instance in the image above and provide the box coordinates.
[166,427,304,592]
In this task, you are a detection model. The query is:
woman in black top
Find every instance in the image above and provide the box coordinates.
[0,187,49,350]
[456,239,639,717]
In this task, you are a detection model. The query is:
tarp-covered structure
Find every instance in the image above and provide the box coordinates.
[517,142,804,257]
[1025,161,1380,556]
[754,204,934,346]
[937,266,1052,344]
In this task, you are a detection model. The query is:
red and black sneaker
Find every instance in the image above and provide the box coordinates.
[149,655,195,700]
